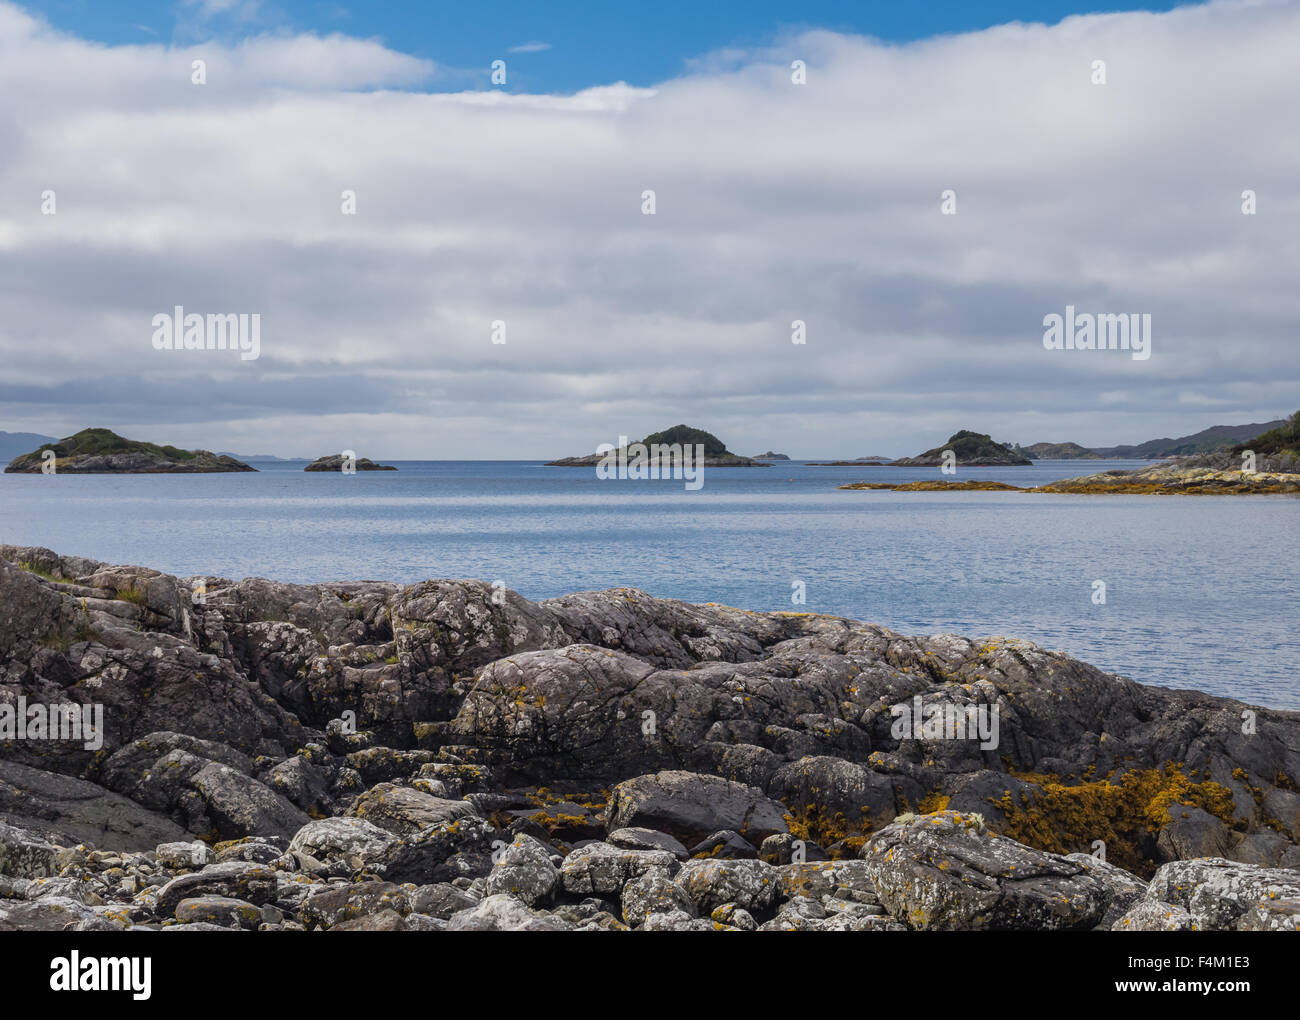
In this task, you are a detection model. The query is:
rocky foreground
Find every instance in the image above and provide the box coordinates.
[2,545,1298,932]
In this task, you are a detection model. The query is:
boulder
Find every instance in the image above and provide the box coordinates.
[605,771,788,846]
[446,894,573,932]
[1144,858,1300,931]
[860,811,1108,931]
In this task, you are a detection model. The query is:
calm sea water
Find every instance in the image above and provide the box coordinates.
[2,459,1296,710]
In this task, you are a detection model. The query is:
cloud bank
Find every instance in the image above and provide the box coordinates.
[0,0,1295,458]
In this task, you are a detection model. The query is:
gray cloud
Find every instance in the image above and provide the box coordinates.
[0,0,1295,459]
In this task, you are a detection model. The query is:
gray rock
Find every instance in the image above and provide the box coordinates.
[1113,898,1200,931]
[606,827,689,860]
[174,895,262,929]
[674,858,779,914]
[484,834,559,906]
[288,817,398,864]
[0,820,58,878]
[688,830,756,860]
[330,908,408,931]
[375,814,495,885]
[300,882,411,929]
[1156,806,1233,862]
[1237,897,1300,931]
[345,783,478,836]
[559,842,678,896]
[1064,853,1147,929]
[446,893,573,931]
[155,862,279,916]
[155,841,215,870]
[861,811,1107,931]
[1145,858,1300,930]
[605,771,789,846]
[407,883,477,919]
[621,871,695,926]
[0,761,193,850]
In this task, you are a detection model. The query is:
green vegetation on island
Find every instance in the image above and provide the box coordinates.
[3,428,255,474]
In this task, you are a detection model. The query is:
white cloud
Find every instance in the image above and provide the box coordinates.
[0,0,1296,458]
[507,41,551,53]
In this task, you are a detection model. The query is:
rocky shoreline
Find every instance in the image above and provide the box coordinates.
[2,545,1297,931]
[841,462,1300,495]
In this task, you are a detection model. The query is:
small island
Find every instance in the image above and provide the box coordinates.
[809,456,893,466]
[3,428,255,473]
[546,425,769,467]
[304,454,397,472]
[890,430,1032,467]
[752,451,790,460]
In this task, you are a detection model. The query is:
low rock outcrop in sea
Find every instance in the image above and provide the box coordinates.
[891,430,1032,467]
[304,455,397,472]
[3,428,254,474]
[1,546,1297,931]
[1033,458,1300,494]
[840,460,1300,494]
[752,452,790,460]
[546,425,768,467]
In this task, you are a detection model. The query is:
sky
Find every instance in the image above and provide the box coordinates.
[0,0,1296,459]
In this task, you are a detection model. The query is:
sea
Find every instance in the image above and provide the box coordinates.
[2,458,1296,710]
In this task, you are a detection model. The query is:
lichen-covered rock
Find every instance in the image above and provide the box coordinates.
[300,882,412,929]
[0,821,58,878]
[288,817,398,865]
[1113,899,1199,931]
[559,841,678,896]
[1237,897,1300,931]
[1064,853,1147,929]
[154,862,279,917]
[607,827,689,860]
[174,895,262,929]
[155,841,215,871]
[674,858,778,914]
[484,834,559,906]
[331,908,408,931]
[375,815,495,885]
[1144,858,1300,930]
[688,830,756,860]
[622,871,695,926]
[345,783,478,836]
[861,811,1108,931]
[446,893,573,931]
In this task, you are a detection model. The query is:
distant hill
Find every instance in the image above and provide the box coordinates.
[1022,418,1288,460]
[218,452,302,463]
[1023,442,1103,460]
[893,430,1032,467]
[0,431,57,462]
[4,428,255,474]
[1093,419,1286,459]
[1232,411,1300,458]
